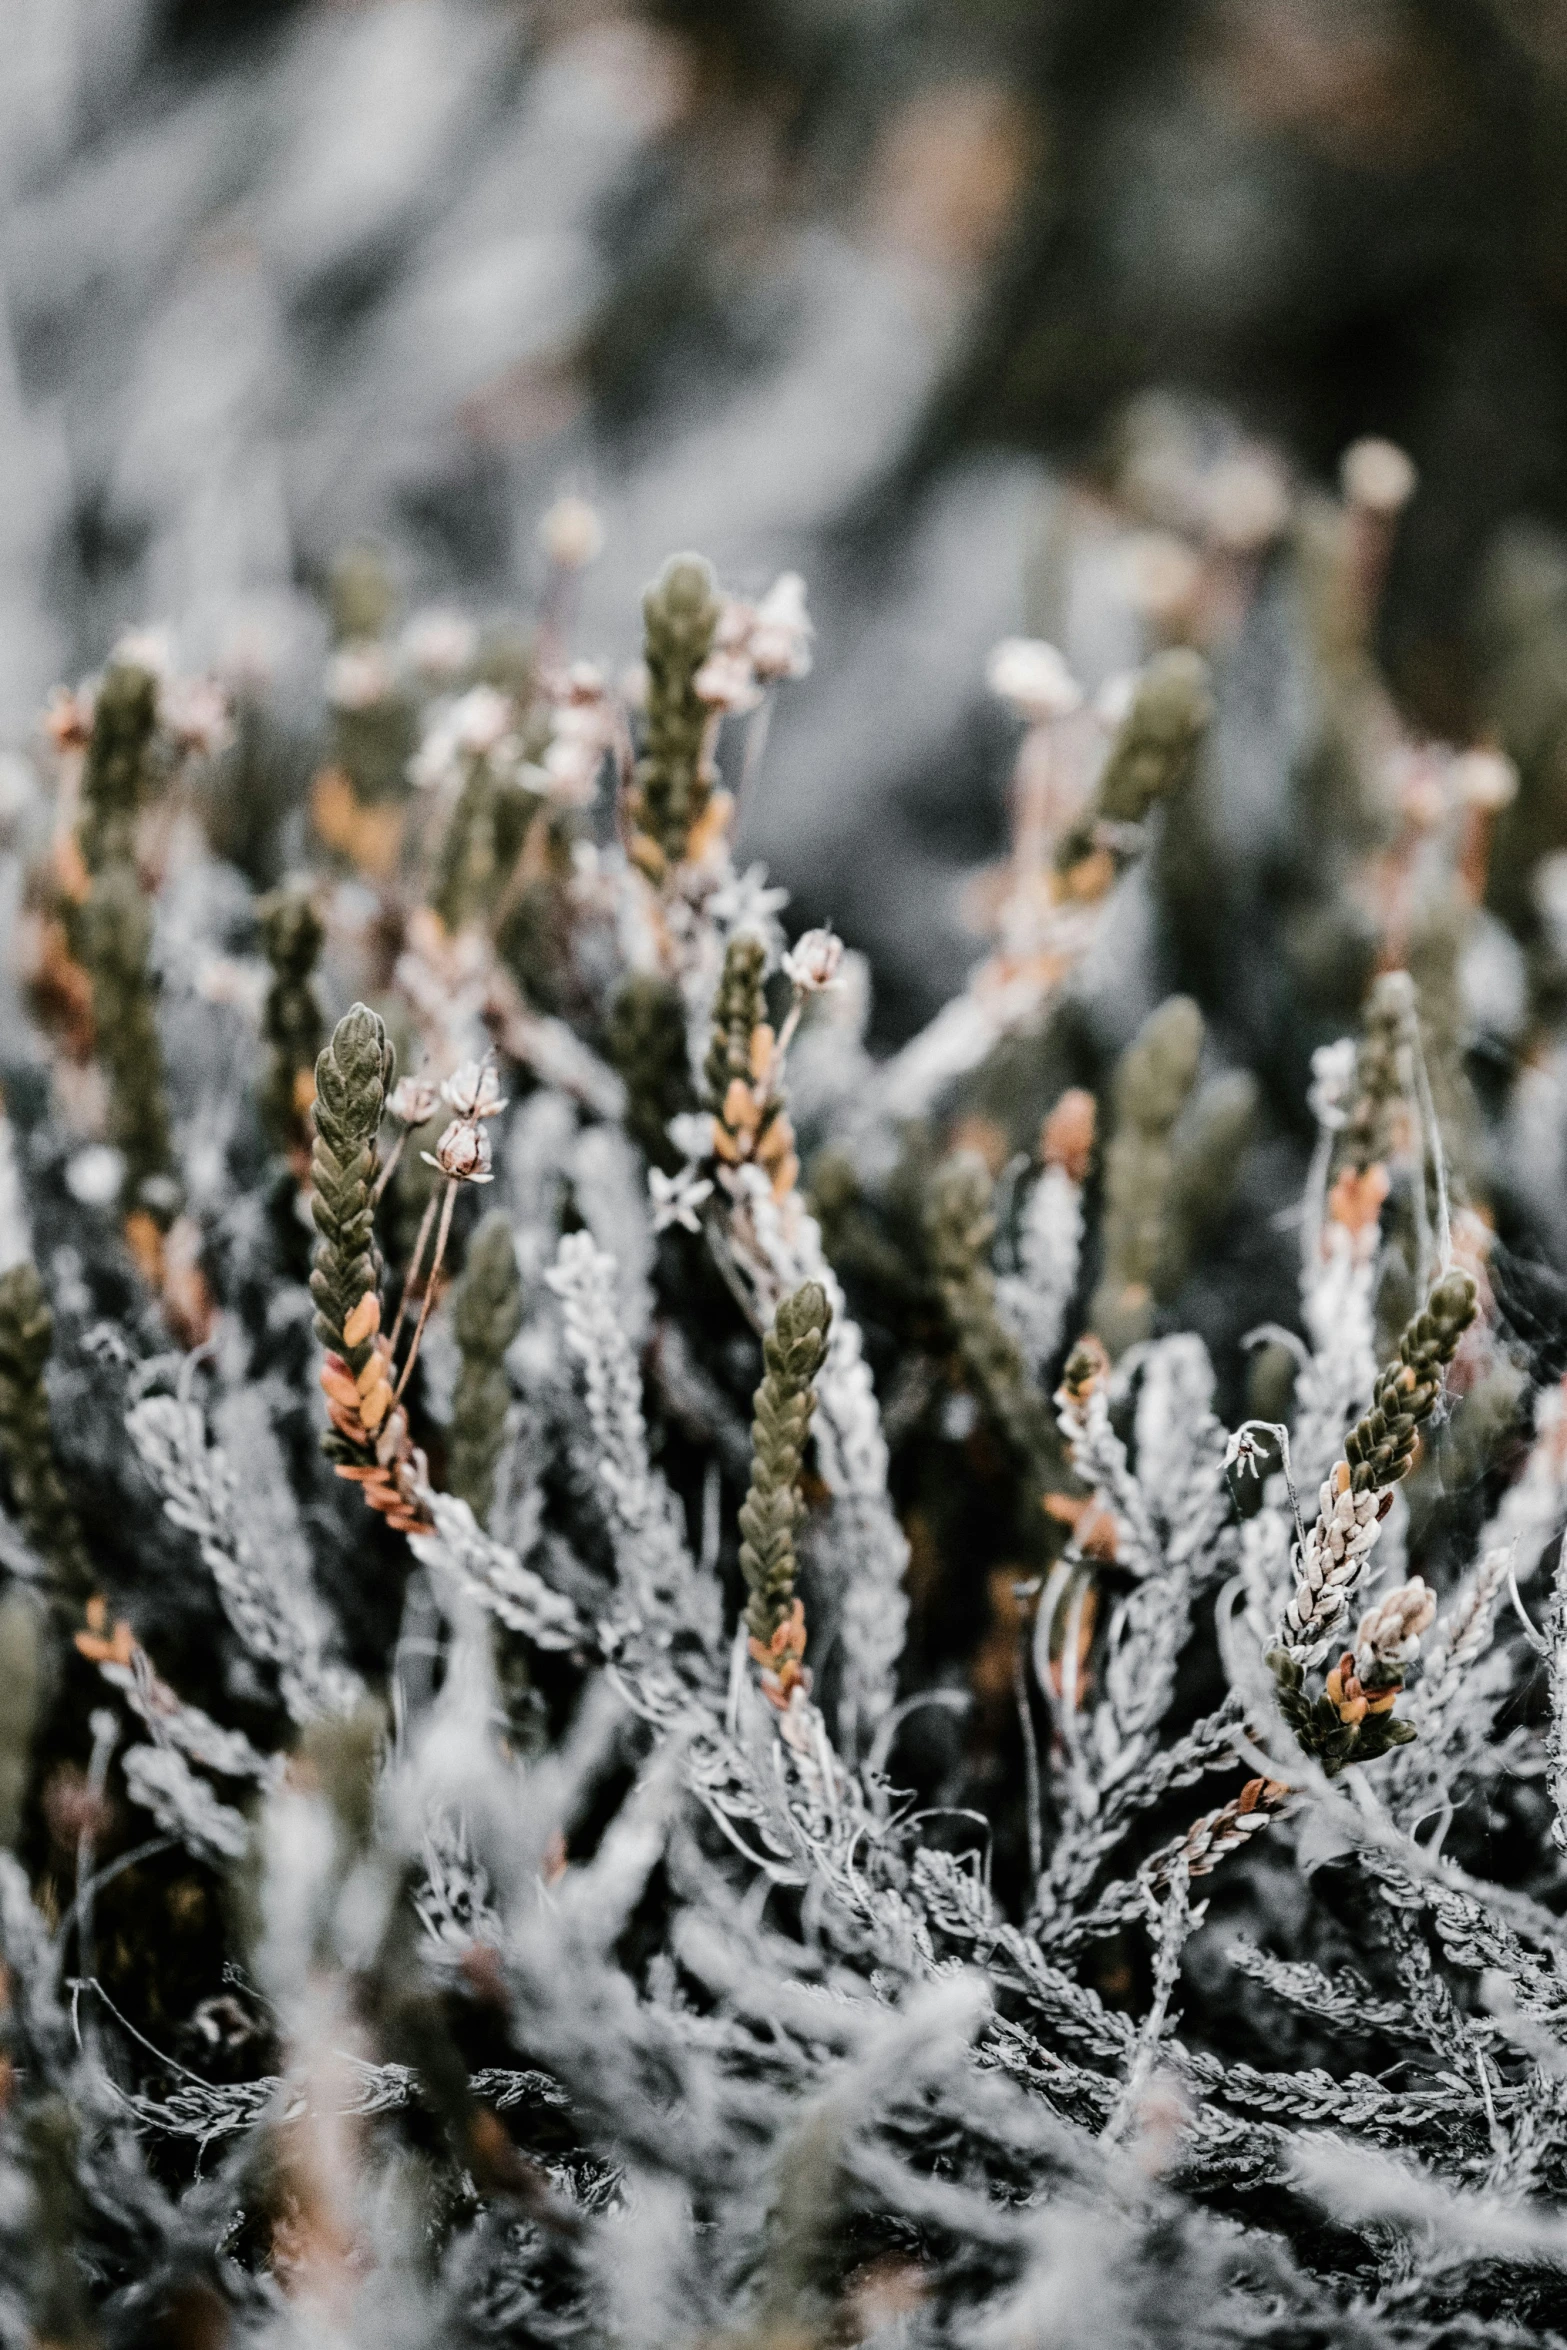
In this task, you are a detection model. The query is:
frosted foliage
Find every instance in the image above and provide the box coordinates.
[5,530,1567,2350]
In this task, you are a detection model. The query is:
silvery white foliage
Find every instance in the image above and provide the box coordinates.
[996,1162,1084,1381]
[407,1491,583,1651]
[1547,1539,1567,1855]
[1291,1231,1378,1494]
[126,1390,357,1722]
[545,1230,721,1667]
[570,1119,654,1346]
[1132,1335,1224,1537]
[1055,1377,1161,1579]
[99,1650,282,1788]
[121,1741,251,1863]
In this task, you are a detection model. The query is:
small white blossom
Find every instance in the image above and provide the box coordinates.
[402,609,478,680]
[440,1060,508,1121]
[1307,1038,1358,1131]
[708,864,788,936]
[749,573,813,681]
[783,928,845,993]
[1340,436,1417,515]
[648,1164,714,1234]
[387,1075,442,1127]
[667,1110,716,1162]
[693,646,764,714]
[1451,748,1518,813]
[66,1144,126,1208]
[1202,450,1290,552]
[985,637,1082,722]
[328,641,399,712]
[161,674,234,759]
[538,495,605,570]
[113,626,175,682]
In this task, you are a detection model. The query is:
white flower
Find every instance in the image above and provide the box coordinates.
[1340,437,1418,515]
[161,674,233,759]
[984,638,1082,722]
[387,1075,442,1127]
[66,1144,126,1208]
[449,685,514,757]
[783,928,845,993]
[540,667,616,805]
[1307,1038,1358,1130]
[423,1119,494,1183]
[693,647,764,714]
[1451,748,1518,813]
[1202,450,1290,552]
[649,1164,714,1234]
[667,1110,716,1163]
[113,626,175,682]
[749,572,813,681]
[440,1060,507,1121]
[708,864,788,936]
[538,495,605,570]
[402,609,477,680]
[328,641,398,712]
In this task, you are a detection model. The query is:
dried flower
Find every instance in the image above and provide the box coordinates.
[782,927,845,993]
[43,681,96,751]
[440,1060,507,1121]
[387,1074,442,1128]
[1354,1576,1437,1681]
[538,494,605,570]
[425,1119,494,1184]
[985,637,1083,722]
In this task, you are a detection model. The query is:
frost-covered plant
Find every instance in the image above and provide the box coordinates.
[6,521,1567,2350]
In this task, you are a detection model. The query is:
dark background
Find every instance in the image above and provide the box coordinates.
[6,0,1567,1032]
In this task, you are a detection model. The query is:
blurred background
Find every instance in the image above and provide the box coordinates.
[6,0,1567,1050]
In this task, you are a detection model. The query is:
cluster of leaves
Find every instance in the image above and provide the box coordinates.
[2,531,1567,2350]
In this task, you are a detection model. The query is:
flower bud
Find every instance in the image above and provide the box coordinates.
[425,1118,493,1183]
[783,928,845,993]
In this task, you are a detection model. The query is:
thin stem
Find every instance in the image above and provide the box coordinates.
[1014,1593,1044,1892]
[394,1179,456,1403]
[388,1186,441,1354]
[737,691,774,803]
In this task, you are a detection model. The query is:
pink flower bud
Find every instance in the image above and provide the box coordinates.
[424,1118,493,1183]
